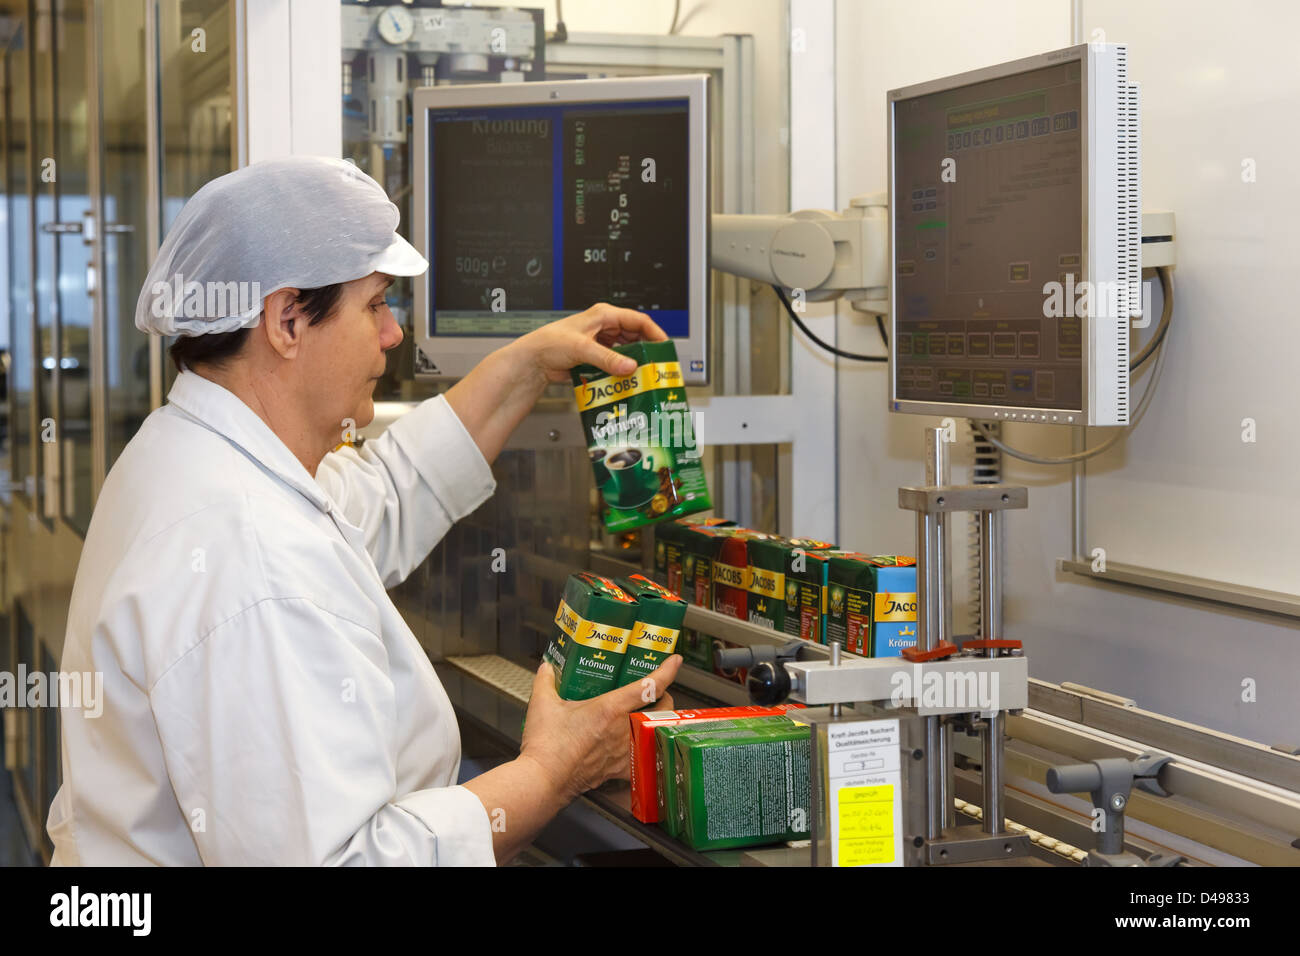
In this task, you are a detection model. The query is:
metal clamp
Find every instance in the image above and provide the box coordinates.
[898,484,1028,514]
[1046,753,1179,866]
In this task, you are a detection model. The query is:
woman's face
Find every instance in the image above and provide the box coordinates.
[300,272,403,434]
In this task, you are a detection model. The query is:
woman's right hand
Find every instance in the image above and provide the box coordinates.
[519,655,683,803]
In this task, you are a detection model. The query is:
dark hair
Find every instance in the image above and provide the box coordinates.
[169,283,347,372]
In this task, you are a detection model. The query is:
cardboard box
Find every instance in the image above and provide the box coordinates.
[824,553,918,656]
[656,715,797,837]
[676,525,731,670]
[672,717,813,850]
[710,529,775,684]
[654,517,733,596]
[628,704,800,823]
[746,536,836,640]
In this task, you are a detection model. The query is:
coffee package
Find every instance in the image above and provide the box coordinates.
[654,517,733,594]
[676,524,730,670]
[671,716,813,851]
[544,573,638,700]
[654,714,798,837]
[614,574,686,688]
[824,553,918,656]
[573,340,711,533]
[710,528,779,684]
[745,536,836,640]
[628,704,802,823]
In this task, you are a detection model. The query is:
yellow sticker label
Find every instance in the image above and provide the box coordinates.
[874,592,917,622]
[627,621,679,652]
[555,599,631,652]
[749,566,785,598]
[574,361,684,412]
[712,561,750,589]
[837,784,896,866]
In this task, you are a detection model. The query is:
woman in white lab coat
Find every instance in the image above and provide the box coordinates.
[45,156,681,866]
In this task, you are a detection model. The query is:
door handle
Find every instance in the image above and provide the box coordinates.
[39,221,83,234]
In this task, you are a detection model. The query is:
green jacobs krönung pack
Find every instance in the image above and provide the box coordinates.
[573,340,711,533]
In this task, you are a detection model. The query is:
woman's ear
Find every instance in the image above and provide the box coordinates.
[261,288,302,359]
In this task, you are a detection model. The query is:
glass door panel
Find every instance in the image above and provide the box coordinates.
[98,0,150,468]
[4,12,34,502]
[51,0,92,533]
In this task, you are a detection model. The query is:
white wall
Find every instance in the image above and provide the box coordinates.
[831,0,1299,742]
[1076,0,1300,594]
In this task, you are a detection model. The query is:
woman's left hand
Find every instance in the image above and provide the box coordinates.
[519,302,668,384]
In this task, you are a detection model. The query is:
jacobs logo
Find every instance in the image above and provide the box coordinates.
[875,592,918,621]
[556,604,579,634]
[714,564,746,587]
[583,375,639,405]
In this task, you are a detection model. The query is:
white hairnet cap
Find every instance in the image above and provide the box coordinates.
[135,155,427,337]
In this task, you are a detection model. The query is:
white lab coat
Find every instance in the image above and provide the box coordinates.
[46,369,499,865]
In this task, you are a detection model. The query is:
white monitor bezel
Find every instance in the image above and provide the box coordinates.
[886,43,1133,427]
[411,74,710,384]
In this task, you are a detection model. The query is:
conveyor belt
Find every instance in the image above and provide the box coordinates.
[441,654,1075,866]
[446,654,535,705]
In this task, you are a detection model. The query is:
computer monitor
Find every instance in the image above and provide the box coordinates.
[411,75,709,382]
[888,43,1140,426]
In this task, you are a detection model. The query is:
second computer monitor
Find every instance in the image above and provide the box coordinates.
[888,44,1140,426]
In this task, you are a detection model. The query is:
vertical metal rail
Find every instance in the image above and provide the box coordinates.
[978,507,1005,833]
[917,426,949,840]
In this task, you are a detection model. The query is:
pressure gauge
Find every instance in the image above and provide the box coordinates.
[377,5,415,45]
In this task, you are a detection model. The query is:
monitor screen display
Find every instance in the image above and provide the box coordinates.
[427,98,691,339]
[892,60,1083,412]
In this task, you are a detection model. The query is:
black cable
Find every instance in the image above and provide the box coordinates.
[771,285,887,363]
[875,313,889,348]
[550,0,568,42]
